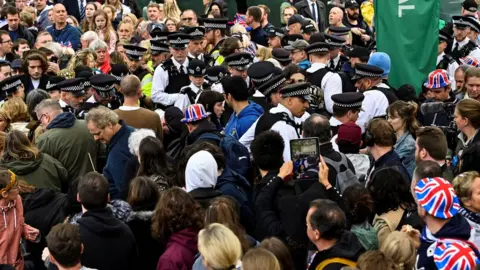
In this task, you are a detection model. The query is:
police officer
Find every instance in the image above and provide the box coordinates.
[328,26,352,46]
[271,48,292,68]
[465,15,480,46]
[84,74,120,111]
[301,20,317,42]
[266,27,285,49]
[325,34,349,72]
[150,40,170,69]
[0,75,25,101]
[45,75,65,101]
[185,26,210,65]
[438,29,459,90]
[123,45,153,98]
[56,78,87,114]
[352,63,389,132]
[305,42,342,115]
[257,73,288,107]
[205,65,228,86]
[224,52,253,87]
[204,18,229,65]
[152,32,191,110]
[179,59,208,105]
[150,27,170,43]
[451,16,480,61]
[330,92,364,137]
[247,61,281,111]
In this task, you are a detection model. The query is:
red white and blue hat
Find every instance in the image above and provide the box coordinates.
[415,177,460,219]
[461,56,480,67]
[181,104,211,123]
[424,69,451,89]
[434,241,480,270]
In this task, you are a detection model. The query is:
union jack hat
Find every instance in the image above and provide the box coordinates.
[415,177,460,219]
[434,241,480,270]
[181,104,211,123]
[461,56,480,67]
[424,69,451,89]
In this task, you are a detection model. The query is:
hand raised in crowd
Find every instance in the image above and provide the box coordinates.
[47,62,60,74]
[351,27,365,36]
[278,161,293,181]
[318,156,332,189]
[401,225,421,249]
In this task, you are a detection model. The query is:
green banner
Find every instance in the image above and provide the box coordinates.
[375,0,439,93]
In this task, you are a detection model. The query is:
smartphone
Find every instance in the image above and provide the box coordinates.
[290,138,320,176]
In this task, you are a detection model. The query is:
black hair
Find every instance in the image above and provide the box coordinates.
[332,106,360,118]
[414,160,442,181]
[309,199,345,240]
[282,64,306,80]
[367,168,416,215]
[302,114,331,143]
[78,172,109,210]
[197,90,224,114]
[137,136,175,184]
[222,76,249,101]
[250,130,284,171]
[25,89,49,120]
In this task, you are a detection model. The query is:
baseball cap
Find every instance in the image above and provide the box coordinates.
[345,0,359,8]
[336,122,362,145]
[463,0,478,13]
[288,14,305,26]
[285,39,309,51]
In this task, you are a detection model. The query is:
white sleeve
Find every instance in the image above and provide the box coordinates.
[271,122,298,161]
[173,94,191,111]
[448,61,459,91]
[323,73,343,114]
[239,119,258,152]
[469,48,480,62]
[356,97,375,133]
[151,67,180,106]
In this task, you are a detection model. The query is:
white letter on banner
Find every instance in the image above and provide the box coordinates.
[398,0,415,18]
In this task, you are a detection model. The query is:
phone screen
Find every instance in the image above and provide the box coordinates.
[290,138,320,176]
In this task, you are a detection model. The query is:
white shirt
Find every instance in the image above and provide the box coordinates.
[453,37,480,61]
[188,52,204,61]
[118,106,140,111]
[240,103,300,161]
[356,90,389,133]
[306,62,343,114]
[59,99,69,108]
[151,58,190,106]
[179,82,203,110]
[308,0,318,23]
[31,79,40,89]
[329,117,342,151]
[331,54,341,68]
[437,52,459,91]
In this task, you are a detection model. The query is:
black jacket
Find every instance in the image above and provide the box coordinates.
[458,130,480,174]
[294,0,327,31]
[1,24,35,47]
[127,210,164,270]
[308,231,365,270]
[22,74,50,96]
[186,120,221,146]
[367,149,410,184]
[189,188,223,211]
[77,207,138,270]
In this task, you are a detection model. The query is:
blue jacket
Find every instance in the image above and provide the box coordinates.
[103,121,134,199]
[36,6,53,30]
[46,24,81,51]
[225,102,263,140]
[394,131,416,176]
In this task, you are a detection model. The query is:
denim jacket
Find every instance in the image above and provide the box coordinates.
[394,131,416,176]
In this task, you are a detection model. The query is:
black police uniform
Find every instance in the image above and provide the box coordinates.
[180,59,207,105]
[160,33,192,95]
[330,92,364,136]
[56,78,87,114]
[450,16,480,61]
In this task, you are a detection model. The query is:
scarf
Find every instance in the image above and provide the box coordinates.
[459,206,480,224]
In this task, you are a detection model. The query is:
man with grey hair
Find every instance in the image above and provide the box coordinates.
[35,99,97,188]
[81,31,99,49]
[114,75,163,139]
[86,106,134,199]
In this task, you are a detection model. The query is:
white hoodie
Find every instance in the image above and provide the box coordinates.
[185,150,218,192]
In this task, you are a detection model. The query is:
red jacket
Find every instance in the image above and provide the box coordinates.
[156,228,199,270]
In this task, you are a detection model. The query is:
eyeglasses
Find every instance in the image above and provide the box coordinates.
[1,39,12,44]
[182,17,194,21]
[38,114,46,122]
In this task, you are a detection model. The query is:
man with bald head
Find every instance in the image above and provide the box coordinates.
[325,7,353,45]
[328,7,343,26]
[46,4,81,50]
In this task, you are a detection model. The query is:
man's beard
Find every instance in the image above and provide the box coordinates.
[347,13,359,20]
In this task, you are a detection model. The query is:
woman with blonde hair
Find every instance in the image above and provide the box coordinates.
[453,171,480,247]
[66,15,80,28]
[380,231,416,270]
[93,10,118,54]
[67,49,96,71]
[230,24,257,58]
[3,97,30,135]
[198,223,242,270]
[0,110,11,133]
[81,2,97,32]
[242,248,280,270]
[164,0,181,22]
[122,13,138,27]
[0,130,67,191]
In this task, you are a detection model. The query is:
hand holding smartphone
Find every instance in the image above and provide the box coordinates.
[290,138,320,177]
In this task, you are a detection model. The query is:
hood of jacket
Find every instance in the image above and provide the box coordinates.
[428,213,474,241]
[325,230,365,261]
[5,153,43,175]
[127,210,153,222]
[77,207,127,236]
[22,188,58,211]
[167,227,199,254]
[47,112,76,129]
[186,120,218,145]
[185,150,218,192]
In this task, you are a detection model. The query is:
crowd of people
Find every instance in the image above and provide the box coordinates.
[1,0,480,269]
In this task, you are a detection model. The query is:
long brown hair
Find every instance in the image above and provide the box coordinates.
[2,130,39,162]
[457,98,480,129]
[259,238,295,270]
[204,196,251,254]
[93,9,115,46]
[151,187,203,242]
[81,3,97,32]
[127,176,160,211]
[387,100,419,135]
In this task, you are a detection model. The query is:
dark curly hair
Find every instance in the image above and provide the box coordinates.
[367,168,416,215]
[151,187,204,242]
[343,184,374,225]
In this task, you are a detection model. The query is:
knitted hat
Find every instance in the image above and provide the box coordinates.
[415,177,460,219]
[368,52,391,78]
